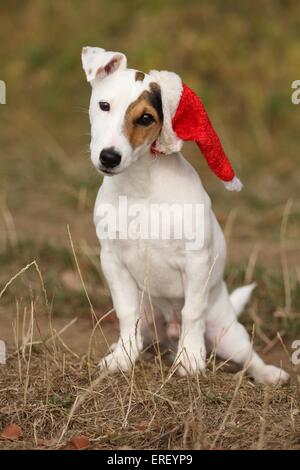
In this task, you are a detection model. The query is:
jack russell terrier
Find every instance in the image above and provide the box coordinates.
[81,46,289,385]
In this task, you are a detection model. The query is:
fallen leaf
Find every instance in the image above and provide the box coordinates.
[63,442,77,450]
[71,435,90,449]
[63,435,90,450]
[0,423,23,440]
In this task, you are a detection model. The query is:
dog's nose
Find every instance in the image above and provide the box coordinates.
[99,148,121,169]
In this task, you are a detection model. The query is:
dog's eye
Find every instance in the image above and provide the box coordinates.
[136,113,155,126]
[99,101,110,112]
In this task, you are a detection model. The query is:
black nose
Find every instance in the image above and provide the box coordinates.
[99,147,121,169]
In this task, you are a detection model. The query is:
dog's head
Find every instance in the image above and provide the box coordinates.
[82,47,164,175]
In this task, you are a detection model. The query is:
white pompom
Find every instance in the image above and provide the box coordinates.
[223,176,243,192]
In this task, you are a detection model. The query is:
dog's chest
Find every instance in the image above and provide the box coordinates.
[109,237,185,299]
[94,156,211,300]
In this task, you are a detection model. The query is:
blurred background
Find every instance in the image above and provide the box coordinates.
[0,0,299,352]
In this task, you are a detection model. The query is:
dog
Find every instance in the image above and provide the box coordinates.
[81,46,289,385]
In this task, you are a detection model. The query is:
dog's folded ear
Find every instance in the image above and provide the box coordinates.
[149,69,242,191]
[149,70,183,154]
[81,47,127,84]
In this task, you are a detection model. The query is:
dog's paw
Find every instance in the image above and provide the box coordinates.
[98,350,131,373]
[173,348,206,376]
[252,365,290,385]
[98,342,139,373]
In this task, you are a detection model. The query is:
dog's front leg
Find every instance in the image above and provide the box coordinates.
[99,249,142,373]
[174,256,210,376]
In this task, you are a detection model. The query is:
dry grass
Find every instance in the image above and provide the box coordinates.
[0,254,299,451]
[1,344,300,450]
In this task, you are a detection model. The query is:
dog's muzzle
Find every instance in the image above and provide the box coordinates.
[99,147,121,169]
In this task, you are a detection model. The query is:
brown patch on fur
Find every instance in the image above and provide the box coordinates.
[123,83,163,149]
[135,71,145,82]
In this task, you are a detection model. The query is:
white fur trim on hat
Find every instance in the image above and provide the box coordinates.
[149,70,183,154]
[223,176,243,191]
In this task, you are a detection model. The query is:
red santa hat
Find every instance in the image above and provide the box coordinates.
[150,70,242,191]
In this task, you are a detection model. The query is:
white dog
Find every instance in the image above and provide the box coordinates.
[82,46,289,385]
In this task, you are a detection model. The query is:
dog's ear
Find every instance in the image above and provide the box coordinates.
[81,47,127,84]
[149,70,183,154]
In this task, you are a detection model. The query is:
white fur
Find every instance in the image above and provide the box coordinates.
[230,283,257,317]
[149,70,183,153]
[82,47,289,385]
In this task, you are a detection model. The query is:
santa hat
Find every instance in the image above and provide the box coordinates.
[150,70,242,191]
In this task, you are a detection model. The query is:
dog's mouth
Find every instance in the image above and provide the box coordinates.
[96,161,125,176]
[97,166,116,176]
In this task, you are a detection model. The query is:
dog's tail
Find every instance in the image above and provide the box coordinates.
[230,283,256,317]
